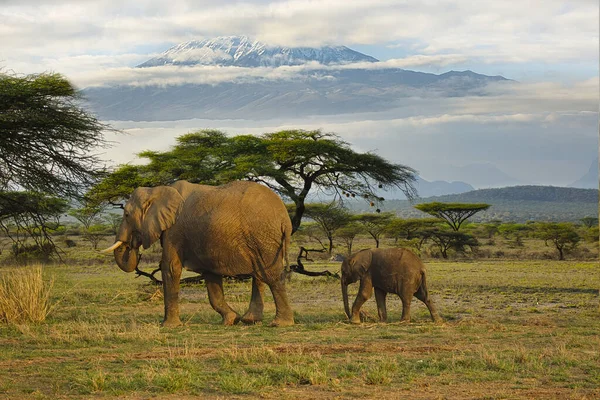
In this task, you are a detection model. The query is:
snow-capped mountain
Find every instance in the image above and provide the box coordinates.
[137,36,378,68]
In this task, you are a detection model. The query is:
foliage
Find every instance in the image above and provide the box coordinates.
[418,227,479,259]
[0,191,68,261]
[580,216,599,228]
[0,266,54,324]
[303,203,351,253]
[498,223,532,248]
[384,217,440,242]
[334,223,364,256]
[0,72,111,199]
[89,129,417,233]
[414,202,491,231]
[69,206,105,249]
[534,222,581,260]
[354,212,395,248]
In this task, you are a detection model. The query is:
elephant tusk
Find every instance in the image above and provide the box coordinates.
[99,241,124,253]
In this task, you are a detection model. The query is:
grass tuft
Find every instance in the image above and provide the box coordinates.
[0,265,54,324]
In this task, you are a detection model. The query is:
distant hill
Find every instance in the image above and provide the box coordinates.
[430,185,598,203]
[348,185,599,222]
[83,36,509,121]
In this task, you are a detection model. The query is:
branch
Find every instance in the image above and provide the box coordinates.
[289,247,339,278]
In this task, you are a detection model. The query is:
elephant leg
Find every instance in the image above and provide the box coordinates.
[374,287,388,322]
[399,292,412,323]
[266,278,294,327]
[241,277,265,324]
[415,283,442,323]
[351,276,373,324]
[204,272,240,326]
[160,254,183,328]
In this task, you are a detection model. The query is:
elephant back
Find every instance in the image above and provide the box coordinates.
[178,181,291,278]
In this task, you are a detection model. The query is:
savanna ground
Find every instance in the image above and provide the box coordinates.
[0,237,599,399]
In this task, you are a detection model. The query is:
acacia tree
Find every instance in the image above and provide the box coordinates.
[580,217,599,228]
[88,129,417,233]
[414,202,491,231]
[384,217,440,242]
[303,203,351,254]
[69,206,105,249]
[354,212,395,248]
[0,192,68,259]
[0,72,111,255]
[335,223,364,256]
[418,227,479,259]
[0,72,111,198]
[535,222,580,260]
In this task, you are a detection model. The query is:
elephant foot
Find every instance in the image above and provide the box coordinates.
[222,312,241,326]
[161,318,183,328]
[269,317,294,327]
[240,311,263,325]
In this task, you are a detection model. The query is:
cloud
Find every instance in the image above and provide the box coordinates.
[1,0,597,72]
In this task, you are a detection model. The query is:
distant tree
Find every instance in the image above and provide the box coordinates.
[419,227,479,259]
[293,222,328,251]
[535,222,580,260]
[580,217,599,228]
[69,206,105,249]
[303,203,351,254]
[0,191,68,259]
[335,223,364,256]
[498,223,532,247]
[385,217,440,242]
[103,213,122,235]
[481,220,502,239]
[414,202,491,231]
[354,212,395,248]
[88,130,417,233]
[0,72,111,199]
[0,71,112,256]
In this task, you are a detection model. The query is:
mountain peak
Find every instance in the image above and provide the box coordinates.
[137,35,378,68]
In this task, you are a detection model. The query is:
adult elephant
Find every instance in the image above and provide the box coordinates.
[341,248,441,324]
[101,180,294,327]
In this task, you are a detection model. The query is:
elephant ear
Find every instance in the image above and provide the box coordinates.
[351,250,373,278]
[138,186,184,249]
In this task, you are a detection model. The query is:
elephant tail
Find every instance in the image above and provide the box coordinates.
[419,270,429,296]
[282,223,290,273]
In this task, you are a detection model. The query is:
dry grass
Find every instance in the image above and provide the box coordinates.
[0,265,54,324]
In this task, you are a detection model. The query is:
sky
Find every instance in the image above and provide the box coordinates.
[1,0,599,188]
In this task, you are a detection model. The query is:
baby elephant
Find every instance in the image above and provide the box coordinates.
[341,248,441,324]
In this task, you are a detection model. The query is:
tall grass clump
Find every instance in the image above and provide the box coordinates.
[0,265,54,324]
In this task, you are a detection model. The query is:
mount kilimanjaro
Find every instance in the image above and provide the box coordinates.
[83,36,509,121]
[137,36,378,68]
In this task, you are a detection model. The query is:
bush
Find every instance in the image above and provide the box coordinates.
[0,266,54,324]
[11,242,55,263]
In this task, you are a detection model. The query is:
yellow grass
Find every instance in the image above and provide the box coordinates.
[0,265,54,324]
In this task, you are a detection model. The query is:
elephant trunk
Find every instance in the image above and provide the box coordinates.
[114,243,139,273]
[341,278,351,320]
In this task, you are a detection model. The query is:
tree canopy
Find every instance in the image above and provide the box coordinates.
[0,72,111,199]
[414,202,491,231]
[89,129,417,233]
[535,222,580,260]
[354,212,395,248]
[302,203,351,254]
